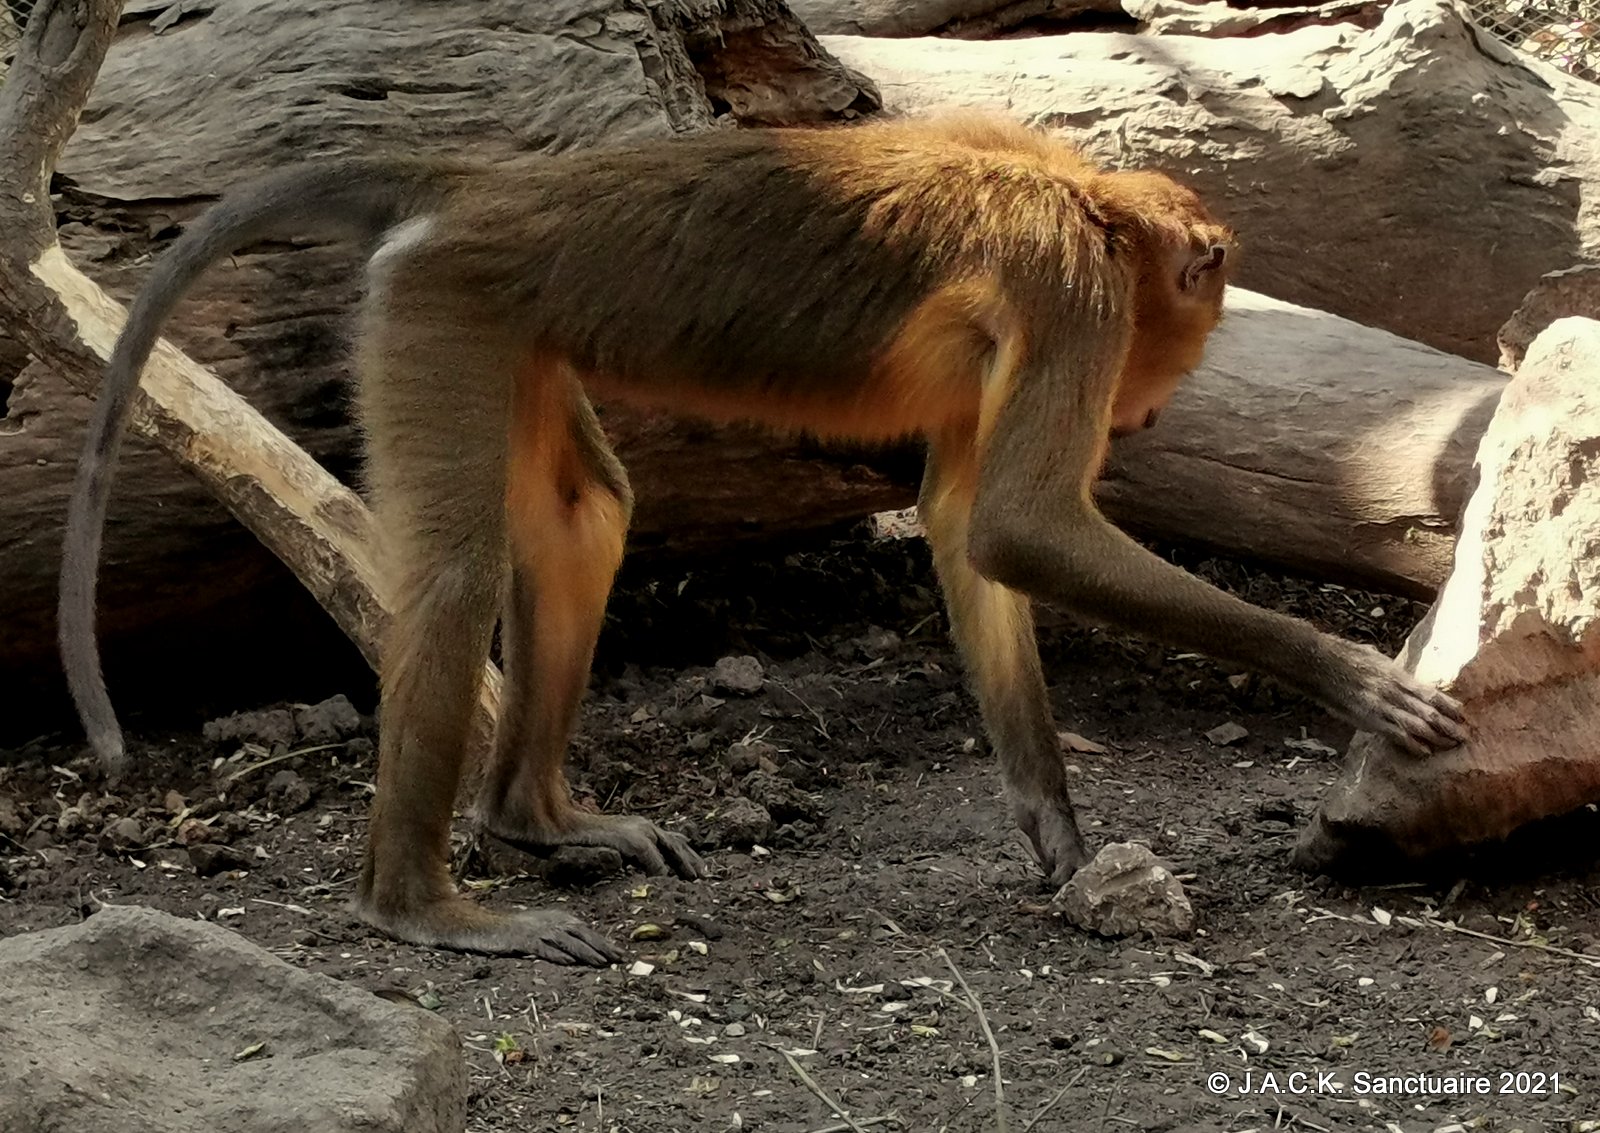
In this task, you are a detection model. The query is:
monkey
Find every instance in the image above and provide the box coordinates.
[59,115,1469,964]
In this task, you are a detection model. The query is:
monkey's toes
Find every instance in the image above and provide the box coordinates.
[513,912,623,967]
[1013,794,1091,885]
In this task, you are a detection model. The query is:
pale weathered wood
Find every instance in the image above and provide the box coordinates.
[1098,291,1508,599]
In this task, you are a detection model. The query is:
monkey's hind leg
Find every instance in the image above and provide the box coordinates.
[352,308,619,964]
[476,377,705,880]
[921,430,1091,887]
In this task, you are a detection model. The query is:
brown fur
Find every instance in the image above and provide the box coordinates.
[62,115,1467,963]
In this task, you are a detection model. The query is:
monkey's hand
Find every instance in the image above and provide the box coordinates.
[487,812,708,880]
[1011,789,1092,888]
[1316,639,1470,757]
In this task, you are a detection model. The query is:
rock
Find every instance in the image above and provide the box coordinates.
[203,707,296,748]
[711,655,766,695]
[725,738,780,776]
[0,905,464,1132]
[705,797,775,849]
[1296,318,1600,874]
[0,795,25,838]
[98,817,146,854]
[266,769,314,814]
[1053,842,1195,939]
[292,694,363,744]
[56,807,90,841]
[1498,265,1600,371]
[539,845,626,889]
[175,817,216,846]
[1204,722,1250,746]
[773,820,820,848]
[740,770,826,825]
[188,843,254,877]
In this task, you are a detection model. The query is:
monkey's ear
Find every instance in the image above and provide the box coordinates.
[1179,243,1229,292]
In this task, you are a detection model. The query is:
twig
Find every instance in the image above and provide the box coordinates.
[781,1049,871,1133]
[937,948,1009,1133]
[225,743,342,785]
[1420,915,1600,968]
[1308,905,1600,969]
[771,679,831,740]
[1021,1067,1085,1132]
[807,1118,899,1133]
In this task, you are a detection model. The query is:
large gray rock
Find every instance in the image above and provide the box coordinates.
[0,906,465,1133]
[1296,317,1600,874]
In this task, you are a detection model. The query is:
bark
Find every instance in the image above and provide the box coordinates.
[0,0,886,732]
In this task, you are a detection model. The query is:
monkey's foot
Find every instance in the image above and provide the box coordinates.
[483,811,708,881]
[1327,642,1471,757]
[1012,792,1092,888]
[355,895,621,965]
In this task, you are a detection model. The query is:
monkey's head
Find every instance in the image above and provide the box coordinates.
[1094,172,1236,438]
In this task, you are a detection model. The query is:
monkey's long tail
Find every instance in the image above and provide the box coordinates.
[59,159,452,776]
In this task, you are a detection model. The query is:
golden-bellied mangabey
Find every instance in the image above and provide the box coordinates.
[60,116,1467,962]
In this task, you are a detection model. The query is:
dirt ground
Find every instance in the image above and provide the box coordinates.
[3,528,1599,1133]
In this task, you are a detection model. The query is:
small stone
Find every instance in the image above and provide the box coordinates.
[1053,842,1195,939]
[56,808,90,841]
[189,843,254,877]
[740,770,824,825]
[162,790,188,815]
[0,796,25,838]
[705,797,774,849]
[98,817,146,854]
[675,913,725,940]
[539,845,625,889]
[725,738,779,776]
[857,627,901,659]
[175,817,215,846]
[1205,722,1250,746]
[723,1022,747,1037]
[772,820,819,849]
[710,655,765,696]
[267,769,314,814]
[203,707,297,748]
[212,811,251,841]
[345,737,376,760]
[294,694,363,744]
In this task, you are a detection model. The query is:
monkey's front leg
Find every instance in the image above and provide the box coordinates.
[921,438,1092,885]
[475,391,705,881]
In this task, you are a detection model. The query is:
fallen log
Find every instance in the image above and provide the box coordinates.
[1098,291,1506,599]
[1294,317,1600,874]
[822,0,1600,364]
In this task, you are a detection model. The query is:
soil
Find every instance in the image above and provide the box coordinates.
[3,528,1599,1133]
